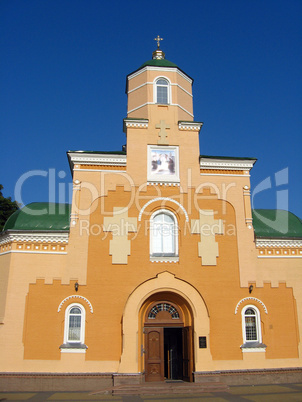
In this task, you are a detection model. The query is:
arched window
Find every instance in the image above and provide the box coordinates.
[150,210,178,257]
[156,78,169,104]
[148,303,180,319]
[241,305,262,344]
[64,303,86,345]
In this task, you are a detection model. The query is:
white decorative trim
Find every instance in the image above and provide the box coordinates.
[178,122,203,131]
[68,152,127,167]
[0,250,67,255]
[128,81,193,97]
[127,102,152,114]
[0,231,69,246]
[200,173,251,177]
[127,66,193,84]
[150,257,179,263]
[58,295,93,313]
[73,168,127,173]
[147,182,180,187]
[235,297,268,314]
[60,348,86,354]
[241,347,266,353]
[127,102,194,118]
[124,119,148,128]
[258,255,302,259]
[256,238,302,248]
[171,103,194,118]
[138,197,189,222]
[200,173,250,177]
[171,83,193,97]
[200,158,256,171]
[128,82,148,94]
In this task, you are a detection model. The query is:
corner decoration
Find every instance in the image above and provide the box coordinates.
[103,207,137,264]
[147,145,179,183]
[191,209,224,265]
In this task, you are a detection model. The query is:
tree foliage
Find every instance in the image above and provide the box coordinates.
[0,184,19,231]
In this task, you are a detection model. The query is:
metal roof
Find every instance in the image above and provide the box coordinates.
[3,203,71,231]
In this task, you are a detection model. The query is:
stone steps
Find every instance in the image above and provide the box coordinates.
[93,381,229,396]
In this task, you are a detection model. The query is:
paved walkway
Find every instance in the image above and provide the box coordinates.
[0,383,302,401]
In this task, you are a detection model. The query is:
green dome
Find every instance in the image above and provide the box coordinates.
[140,58,178,68]
[3,202,71,231]
[252,209,302,238]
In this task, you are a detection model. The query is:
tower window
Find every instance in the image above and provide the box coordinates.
[156,78,169,104]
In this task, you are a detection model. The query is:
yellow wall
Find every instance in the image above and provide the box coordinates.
[0,60,301,376]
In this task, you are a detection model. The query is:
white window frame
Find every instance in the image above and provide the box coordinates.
[154,77,171,105]
[150,209,178,259]
[64,303,86,345]
[147,145,180,183]
[241,305,262,344]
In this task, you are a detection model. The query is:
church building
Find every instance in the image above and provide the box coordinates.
[1,40,302,390]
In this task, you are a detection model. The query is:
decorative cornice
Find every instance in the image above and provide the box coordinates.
[123,118,149,129]
[150,256,179,263]
[235,297,268,314]
[256,238,302,248]
[68,152,127,168]
[58,295,93,313]
[147,182,180,187]
[127,66,193,84]
[200,158,256,171]
[0,231,69,245]
[178,121,203,131]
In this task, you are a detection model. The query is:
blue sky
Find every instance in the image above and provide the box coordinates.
[1,0,301,218]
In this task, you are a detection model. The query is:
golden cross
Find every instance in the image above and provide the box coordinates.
[154,35,163,49]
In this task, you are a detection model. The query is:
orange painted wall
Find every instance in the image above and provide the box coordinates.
[22,184,299,362]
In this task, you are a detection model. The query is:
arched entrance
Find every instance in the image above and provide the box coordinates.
[118,272,211,380]
[140,291,194,382]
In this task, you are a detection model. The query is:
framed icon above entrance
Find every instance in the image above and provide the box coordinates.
[147,145,180,183]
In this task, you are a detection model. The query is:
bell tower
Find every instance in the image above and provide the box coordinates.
[125,38,194,122]
[124,38,203,188]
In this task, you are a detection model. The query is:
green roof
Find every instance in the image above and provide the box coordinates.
[252,209,302,238]
[3,203,71,231]
[3,203,301,239]
[140,59,178,68]
[126,56,193,93]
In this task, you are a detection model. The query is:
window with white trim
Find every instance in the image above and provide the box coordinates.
[156,78,169,104]
[150,210,178,257]
[241,305,262,344]
[61,303,87,351]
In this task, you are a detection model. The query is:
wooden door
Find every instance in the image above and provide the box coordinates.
[182,326,193,382]
[144,327,164,382]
